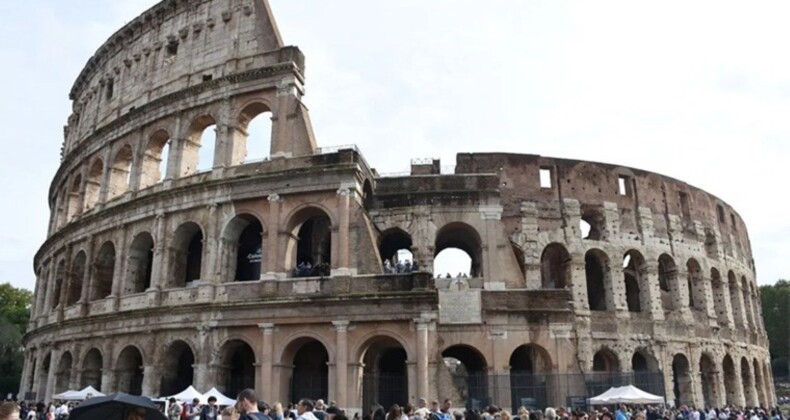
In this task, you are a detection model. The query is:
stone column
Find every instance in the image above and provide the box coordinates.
[266,194,283,276]
[45,348,60,402]
[259,323,275,399]
[79,237,95,315]
[69,345,83,390]
[609,265,628,314]
[18,352,33,399]
[569,260,589,312]
[149,212,167,291]
[333,321,350,407]
[333,188,351,275]
[414,319,431,401]
[194,324,214,391]
[142,365,158,397]
[644,263,665,321]
[111,226,128,298]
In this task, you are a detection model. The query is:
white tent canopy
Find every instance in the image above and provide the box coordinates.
[588,385,664,405]
[168,385,207,404]
[203,387,237,406]
[53,385,105,401]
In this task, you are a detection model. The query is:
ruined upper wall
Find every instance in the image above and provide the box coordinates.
[64,0,290,156]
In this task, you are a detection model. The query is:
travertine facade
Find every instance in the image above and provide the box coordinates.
[23,0,775,412]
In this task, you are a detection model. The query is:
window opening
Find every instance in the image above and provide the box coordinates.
[539,168,552,188]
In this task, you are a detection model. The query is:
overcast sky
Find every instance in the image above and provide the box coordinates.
[1,1,788,291]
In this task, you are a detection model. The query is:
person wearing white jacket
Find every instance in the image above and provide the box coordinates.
[297,400,320,420]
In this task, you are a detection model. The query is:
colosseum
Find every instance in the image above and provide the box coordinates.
[22,0,775,413]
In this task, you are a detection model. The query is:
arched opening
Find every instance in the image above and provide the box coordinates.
[80,348,102,390]
[288,208,332,277]
[509,345,551,411]
[442,345,488,410]
[108,144,133,200]
[699,354,719,409]
[160,340,195,396]
[631,350,660,394]
[67,251,86,306]
[287,339,329,403]
[219,340,256,397]
[169,223,204,287]
[140,129,171,188]
[704,228,718,258]
[66,175,82,221]
[585,250,609,311]
[222,214,264,282]
[51,260,65,309]
[361,337,408,411]
[742,277,755,328]
[722,355,737,406]
[55,352,73,394]
[125,232,154,295]
[623,250,647,313]
[512,242,527,281]
[540,243,571,289]
[589,349,620,397]
[116,346,144,395]
[92,241,115,300]
[239,103,273,163]
[183,115,217,175]
[658,254,677,311]
[378,228,414,273]
[687,259,704,310]
[728,271,745,327]
[672,354,692,406]
[741,356,755,406]
[83,159,103,210]
[362,180,374,210]
[580,209,605,240]
[592,349,619,373]
[434,222,483,278]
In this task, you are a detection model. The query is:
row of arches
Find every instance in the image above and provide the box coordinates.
[54,103,274,231]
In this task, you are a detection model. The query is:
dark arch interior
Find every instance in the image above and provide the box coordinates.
[116,347,144,396]
[171,223,204,287]
[509,346,549,411]
[68,252,86,305]
[442,346,488,409]
[581,209,605,240]
[379,229,413,265]
[235,218,263,281]
[435,223,482,277]
[81,349,103,390]
[160,341,195,396]
[362,339,408,413]
[126,233,154,294]
[672,354,691,406]
[52,261,65,309]
[592,350,618,372]
[224,341,256,397]
[296,215,332,273]
[585,252,607,311]
[291,340,329,402]
[93,242,115,300]
[541,244,570,289]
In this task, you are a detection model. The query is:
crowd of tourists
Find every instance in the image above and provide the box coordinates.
[293,261,331,277]
[1,392,787,420]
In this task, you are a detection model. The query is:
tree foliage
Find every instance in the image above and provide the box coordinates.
[760,279,790,378]
[0,283,32,396]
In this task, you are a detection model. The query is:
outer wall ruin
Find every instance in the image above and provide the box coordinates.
[23,0,774,412]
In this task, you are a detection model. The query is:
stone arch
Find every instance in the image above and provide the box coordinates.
[741,276,756,328]
[727,270,745,327]
[441,344,489,410]
[585,249,611,311]
[55,351,73,394]
[753,358,766,407]
[222,213,265,281]
[115,345,144,395]
[580,207,606,240]
[686,258,704,310]
[83,158,103,210]
[280,337,330,403]
[631,348,659,372]
[92,241,115,300]
[217,339,256,397]
[699,353,719,409]
[66,174,82,221]
[658,254,678,310]
[671,353,693,406]
[37,352,52,400]
[108,144,134,200]
[434,222,484,277]
[362,179,374,210]
[710,268,728,325]
[378,227,413,271]
[722,354,737,406]
[511,242,527,281]
[125,232,154,294]
[704,228,718,258]
[741,356,756,406]
[182,114,218,175]
[238,101,273,163]
[67,250,87,305]
[540,243,571,289]
[592,348,619,372]
[140,129,171,188]
[52,259,66,309]
[285,206,333,275]
[80,348,103,390]
[623,250,648,313]
[169,222,204,287]
[358,335,410,411]
[160,340,196,396]
[509,344,552,411]
[632,348,661,394]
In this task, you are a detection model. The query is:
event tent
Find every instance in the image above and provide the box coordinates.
[203,387,237,406]
[53,385,106,401]
[168,386,208,404]
[588,385,665,405]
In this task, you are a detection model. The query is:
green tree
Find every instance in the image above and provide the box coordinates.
[760,279,790,378]
[0,283,32,396]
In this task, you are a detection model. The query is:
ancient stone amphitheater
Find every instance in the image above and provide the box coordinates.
[22,0,775,413]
